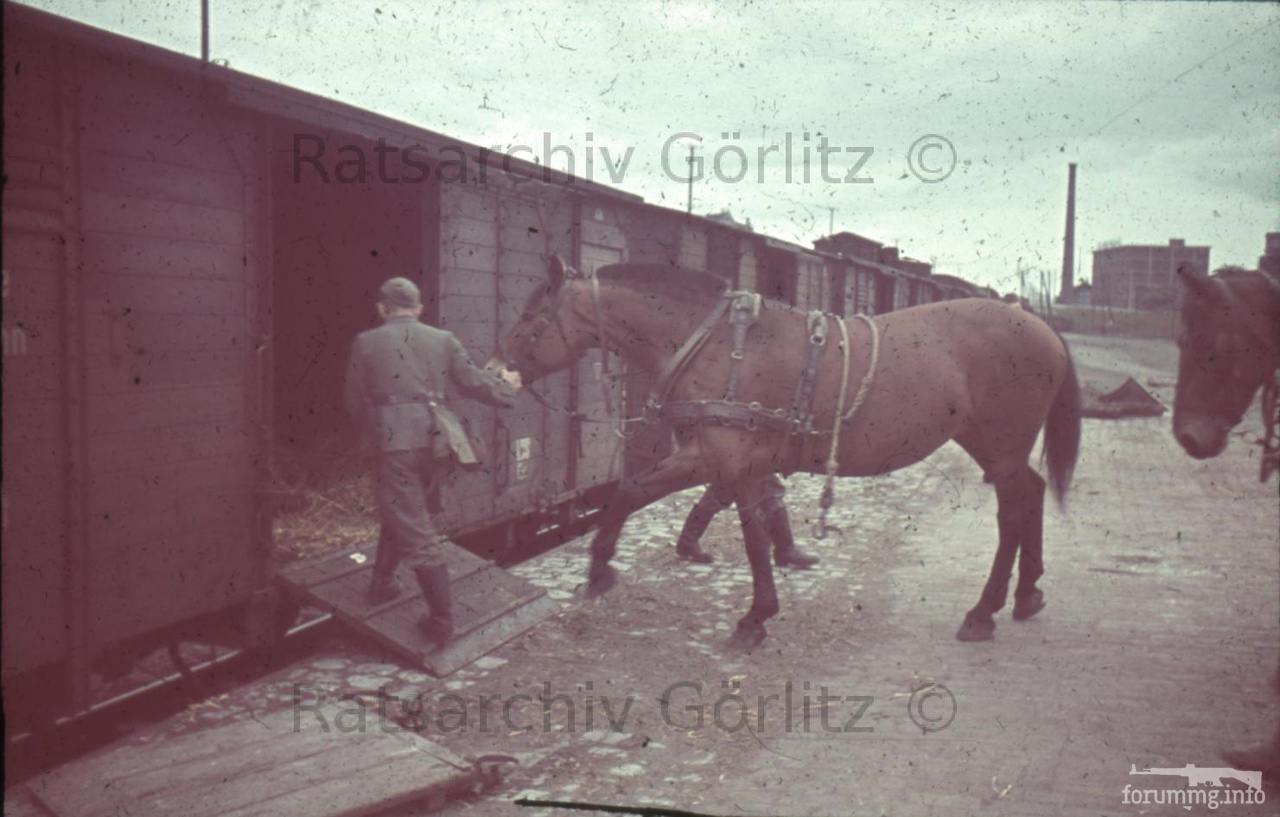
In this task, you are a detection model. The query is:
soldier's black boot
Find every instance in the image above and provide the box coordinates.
[675,491,720,564]
[763,501,820,569]
[366,533,403,605]
[413,563,454,650]
[365,569,402,605]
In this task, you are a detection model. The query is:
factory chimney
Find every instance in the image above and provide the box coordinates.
[1059,162,1077,303]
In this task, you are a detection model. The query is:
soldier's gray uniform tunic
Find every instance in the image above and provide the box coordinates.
[345,315,514,572]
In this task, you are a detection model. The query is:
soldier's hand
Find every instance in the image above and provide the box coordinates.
[497,367,523,391]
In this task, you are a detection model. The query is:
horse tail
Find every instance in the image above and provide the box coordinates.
[1044,336,1081,510]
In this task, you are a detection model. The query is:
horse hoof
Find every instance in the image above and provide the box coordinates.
[584,567,617,599]
[955,615,995,642]
[774,549,820,569]
[726,622,767,652]
[676,546,714,565]
[1012,590,1046,621]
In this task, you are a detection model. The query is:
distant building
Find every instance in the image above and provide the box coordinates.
[1092,239,1209,310]
[1259,232,1280,275]
[814,230,884,262]
[705,209,753,231]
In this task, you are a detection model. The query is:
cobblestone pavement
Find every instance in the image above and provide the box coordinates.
[104,336,1277,817]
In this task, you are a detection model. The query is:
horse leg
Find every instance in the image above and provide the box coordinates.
[583,447,703,598]
[956,467,1038,642]
[1012,469,1047,621]
[725,478,781,651]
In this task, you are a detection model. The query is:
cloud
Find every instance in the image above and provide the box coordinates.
[21,0,1280,284]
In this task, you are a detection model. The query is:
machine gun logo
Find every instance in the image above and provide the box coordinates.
[1129,763,1263,794]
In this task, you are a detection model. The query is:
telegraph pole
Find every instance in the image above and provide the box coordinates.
[201,0,209,63]
[686,145,695,215]
[827,206,835,237]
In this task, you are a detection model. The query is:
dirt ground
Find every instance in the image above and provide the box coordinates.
[40,333,1279,817]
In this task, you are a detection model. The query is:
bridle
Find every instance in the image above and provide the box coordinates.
[506,266,645,440]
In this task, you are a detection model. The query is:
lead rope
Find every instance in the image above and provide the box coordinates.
[817,313,881,538]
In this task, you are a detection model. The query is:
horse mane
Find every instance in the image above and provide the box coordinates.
[595,262,731,302]
[1213,264,1254,277]
[1182,264,1280,326]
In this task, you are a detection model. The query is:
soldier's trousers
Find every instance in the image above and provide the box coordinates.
[372,447,448,576]
[679,474,787,543]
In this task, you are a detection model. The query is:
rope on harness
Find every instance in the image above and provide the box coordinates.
[843,313,881,424]
[817,316,852,539]
[817,313,881,538]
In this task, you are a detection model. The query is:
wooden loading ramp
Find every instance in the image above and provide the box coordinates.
[277,542,558,677]
[6,701,488,817]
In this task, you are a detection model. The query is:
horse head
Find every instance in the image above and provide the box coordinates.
[496,255,597,383]
[1172,264,1279,459]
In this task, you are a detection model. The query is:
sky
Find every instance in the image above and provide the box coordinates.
[19,0,1280,293]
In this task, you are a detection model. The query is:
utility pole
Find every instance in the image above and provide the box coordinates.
[201,0,210,63]
[827,206,835,237]
[1017,257,1026,303]
[686,145,695,215]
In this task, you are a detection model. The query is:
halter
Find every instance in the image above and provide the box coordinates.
[510,266,647,440]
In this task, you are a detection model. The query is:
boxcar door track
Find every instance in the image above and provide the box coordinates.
[277,543,557,677]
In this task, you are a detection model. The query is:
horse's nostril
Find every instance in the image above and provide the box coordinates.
[1177,431,1207,458]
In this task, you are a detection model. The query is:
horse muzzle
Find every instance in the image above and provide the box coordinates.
[1173,415,1229,459]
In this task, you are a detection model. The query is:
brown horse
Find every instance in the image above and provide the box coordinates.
[1172,264,1280,475]
[494,257,1081,648]
[1171,266,1280,776]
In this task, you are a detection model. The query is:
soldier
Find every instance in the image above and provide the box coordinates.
[345,277,516,649]
[675,475,820,569]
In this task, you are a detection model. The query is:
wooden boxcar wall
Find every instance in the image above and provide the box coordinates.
[855,263,875,315]
[575,200,629,491]
[3,24,73,681]
[794,251,830,312]
[2,24,269,689]
[436,173,625,536]
[75,52,269,658]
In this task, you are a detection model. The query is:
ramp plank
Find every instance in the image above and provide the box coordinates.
[278,543,558,676]
[18,702,473,817]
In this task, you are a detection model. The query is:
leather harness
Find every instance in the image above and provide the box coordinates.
[640,288,877,460]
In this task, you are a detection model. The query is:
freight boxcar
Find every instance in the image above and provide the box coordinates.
[3,8,276,725]
[1,4,635,725]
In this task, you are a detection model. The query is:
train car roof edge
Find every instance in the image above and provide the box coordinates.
[5,2,642,204]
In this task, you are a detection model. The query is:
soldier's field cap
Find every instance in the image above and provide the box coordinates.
[379,277,421,308]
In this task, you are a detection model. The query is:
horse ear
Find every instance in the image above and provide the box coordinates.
[1176,264,1219,301]
[547,255,566,290]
